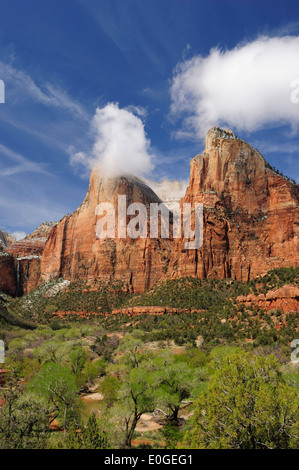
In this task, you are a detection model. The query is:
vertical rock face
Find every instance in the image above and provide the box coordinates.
[2,127,298,296]
[0,223,56,296]
[0,253,16,296]
[168,127,299,281]
[41,171,173,293]
[16,257,41,296]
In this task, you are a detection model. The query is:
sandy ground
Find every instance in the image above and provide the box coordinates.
[81,392,104,401]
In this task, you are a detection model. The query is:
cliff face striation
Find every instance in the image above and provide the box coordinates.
[40,171,173,293]
[168,127,299,282]
[0,253,16,296]
[1,127,298,297]
[1,222,57,296]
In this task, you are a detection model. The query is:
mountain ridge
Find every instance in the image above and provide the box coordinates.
[0,126,298,297]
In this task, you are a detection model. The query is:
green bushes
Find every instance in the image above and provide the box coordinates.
[183,352,299,449]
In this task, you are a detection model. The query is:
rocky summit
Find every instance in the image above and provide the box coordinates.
[168,126,299,282]
[0,127,298,297]
[40,171,173,293]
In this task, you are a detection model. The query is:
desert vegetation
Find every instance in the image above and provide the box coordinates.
[0,267,299,449]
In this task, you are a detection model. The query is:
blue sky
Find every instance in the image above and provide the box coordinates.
[0,0,299,237]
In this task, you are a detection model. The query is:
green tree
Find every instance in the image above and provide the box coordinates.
[0,373,49,449]
[98,375,120,408]
[33,340,69,364]
[31,363,79,437]
[160,421,184,449]
[116,331,148,369]
[183,352,299,449]
[78,359,107,388]
[106,348,159,449]
[69,345,86,378]
[154,356,199,425]
[64,413,110,449]
[116,365,158,448]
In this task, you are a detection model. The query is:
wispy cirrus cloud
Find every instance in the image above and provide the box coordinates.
[251,140,299,155]
[0,195,63,231]
[75,0,176,74]
[0,60,89,120]
[0,143,50,177]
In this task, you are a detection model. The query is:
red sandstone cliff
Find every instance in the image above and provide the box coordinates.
[168,127,299,282]
[237,285,299,313]
[0,253,16,296]
[0,222,57,296]
[40,173,172,293]
[0,229,16,248]
[1,127,298,297]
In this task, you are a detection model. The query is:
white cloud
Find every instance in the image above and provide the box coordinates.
[0,193,68,232]
[0,143,49,177]
[0,60,88,120]
[170,36,299,138]
[11,231,26,241]
[143,177,188,203]
[71,102,154,177]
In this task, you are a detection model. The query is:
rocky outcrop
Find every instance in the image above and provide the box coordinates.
[5,240,46,258]
[41,172,173,293]
[168,127,299,282]
[5,222,57,258]
[0,253,16,296]
[2,127,298,296]
[237,285,299,312]
[16,257,41,296]
[24,222,57,241]
[51,306,205,318]
[111,306,205,316]
[0,229,15,249]
[0,222,56,296]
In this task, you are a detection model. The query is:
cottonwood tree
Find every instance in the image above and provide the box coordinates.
[153,356,198,425]
[112,364,159,448]
[31,363,80,437]
[68,345,86,378]
[116,331,149,369]
[103,341,159,449]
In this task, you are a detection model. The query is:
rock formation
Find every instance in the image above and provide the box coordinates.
[24,221,57,241]
[0,253,16,297]
[237,285,299,313]
[0,222,57,296]
[40,172,173,293]
[0,229,15,249]
[168,127,299,282]
[1,127,298,298]
[5,221,56,258]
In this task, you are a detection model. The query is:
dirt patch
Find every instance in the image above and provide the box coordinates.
[81,392,104,402]
[136,413,163,432]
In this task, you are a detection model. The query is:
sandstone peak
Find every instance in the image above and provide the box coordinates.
[170,129,299,283]
[83,169,163,210]
[207,125,237,138]
[205,126,237,149]
[187,126,298,216]
[40,168,172,292]
[25,221,57,241]
[0,229,16,248]
[1,128,298,297]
